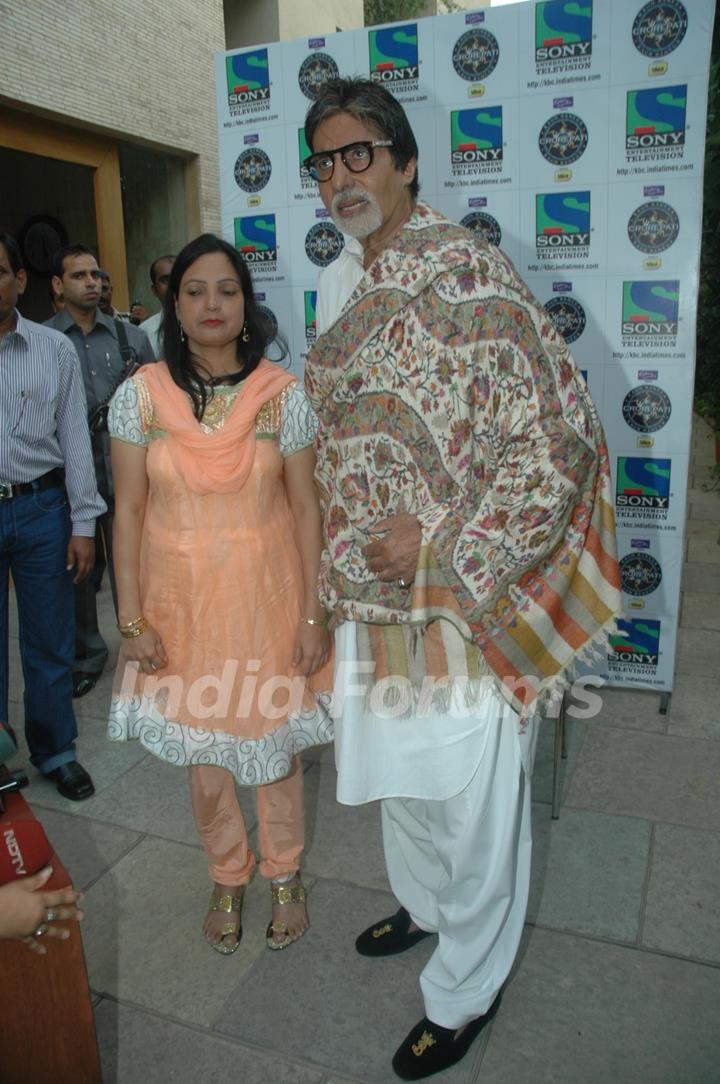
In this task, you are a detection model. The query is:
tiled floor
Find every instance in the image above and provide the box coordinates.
[6,418,720,1083]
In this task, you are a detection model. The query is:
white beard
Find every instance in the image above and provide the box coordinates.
[330,188,383,239]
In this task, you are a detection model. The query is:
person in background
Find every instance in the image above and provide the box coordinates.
[108,233,332,954]
[303,78,621,1080]
[139,253,174,357]
[98,271,148,324]
[0,233,106,802]
[97,270,123,320]
[44,245,155,699]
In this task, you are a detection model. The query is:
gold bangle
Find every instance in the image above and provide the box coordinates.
[119,618,148,638]
[300,617,323,626]
[117,615,145,631]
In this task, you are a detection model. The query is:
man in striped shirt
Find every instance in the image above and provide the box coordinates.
[45,245,155,699]
[0,233,106,802]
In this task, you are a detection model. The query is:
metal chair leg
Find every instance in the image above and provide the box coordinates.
[551,691,567,820]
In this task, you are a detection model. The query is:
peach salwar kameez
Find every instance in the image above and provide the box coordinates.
[107,360,332,883]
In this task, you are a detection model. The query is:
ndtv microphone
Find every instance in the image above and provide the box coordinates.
[0,776,52,884]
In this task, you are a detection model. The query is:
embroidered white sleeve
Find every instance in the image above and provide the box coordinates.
[108,378,147,447]
[279,381,318,457]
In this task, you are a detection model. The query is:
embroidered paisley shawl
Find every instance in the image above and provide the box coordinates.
[305,202,621,716]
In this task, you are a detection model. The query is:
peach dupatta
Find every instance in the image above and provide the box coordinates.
[140,359,295,494]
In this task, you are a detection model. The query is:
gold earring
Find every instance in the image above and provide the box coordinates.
[241,323,250,342]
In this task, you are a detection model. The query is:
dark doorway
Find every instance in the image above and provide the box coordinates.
[0,147,97,322]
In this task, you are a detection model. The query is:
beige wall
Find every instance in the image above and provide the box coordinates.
[0,0,226,233]
[278,0,363,39]
[224,0,363,48]
[224,0,279,49]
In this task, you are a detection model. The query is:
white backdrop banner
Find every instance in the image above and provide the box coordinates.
[215,0,716,694]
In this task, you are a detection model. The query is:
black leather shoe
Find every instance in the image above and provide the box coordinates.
[392,994,502,1080]
[49,761,95,802]
[72,673,99,699]
[355,906,433,957]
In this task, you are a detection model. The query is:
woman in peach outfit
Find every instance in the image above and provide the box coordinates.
[107,234,332,954]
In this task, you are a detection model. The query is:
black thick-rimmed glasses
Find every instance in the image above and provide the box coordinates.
[303,140,393,182]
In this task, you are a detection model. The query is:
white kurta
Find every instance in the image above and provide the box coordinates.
[315,220,537,1027]
[333,621,494,804]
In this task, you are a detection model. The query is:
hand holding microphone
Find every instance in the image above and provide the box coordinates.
[0,767,85,953]
[0,866,84,953]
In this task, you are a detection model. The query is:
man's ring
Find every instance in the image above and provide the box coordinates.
[45,909,56,922]
[34,923,49,937]
[398,576,410,589]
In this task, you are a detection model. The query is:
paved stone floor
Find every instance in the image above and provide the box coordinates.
[6,418,720,1083]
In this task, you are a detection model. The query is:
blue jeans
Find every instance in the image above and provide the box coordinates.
[0,483,78,773]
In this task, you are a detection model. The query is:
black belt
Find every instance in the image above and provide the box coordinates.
[0,469,64,501]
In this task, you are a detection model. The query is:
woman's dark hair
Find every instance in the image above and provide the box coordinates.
[304,77,420,199]
[162,233,285,419]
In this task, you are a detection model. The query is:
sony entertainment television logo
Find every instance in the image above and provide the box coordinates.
[622,280,679,343]
[451,108,503,176]
[234,214,278,268]
[304,291,318,343]
[615,457,671,522]
[535,0,593,72]
[609,617,661,670]
[369,24,419,87]
[625,85,687,162]
[226,48,271,116]
[296,128,316,193]
[535,191,591,257]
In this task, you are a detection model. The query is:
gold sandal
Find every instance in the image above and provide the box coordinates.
[265,878,307,951]
[207,891,243,955]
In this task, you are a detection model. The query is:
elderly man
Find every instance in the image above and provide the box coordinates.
[0,234,106,800]
[45,245,155,697]
[303,79,620,1080]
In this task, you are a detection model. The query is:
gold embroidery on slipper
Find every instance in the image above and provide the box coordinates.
[412,1032,437,1057]
[372,923,393,938]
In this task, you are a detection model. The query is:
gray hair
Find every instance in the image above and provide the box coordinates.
[304,77,420,199]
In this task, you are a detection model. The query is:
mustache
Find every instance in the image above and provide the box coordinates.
[331,187,374,213]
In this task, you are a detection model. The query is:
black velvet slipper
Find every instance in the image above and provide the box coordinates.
[391,993,502,1080]
[355,906,433,957]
